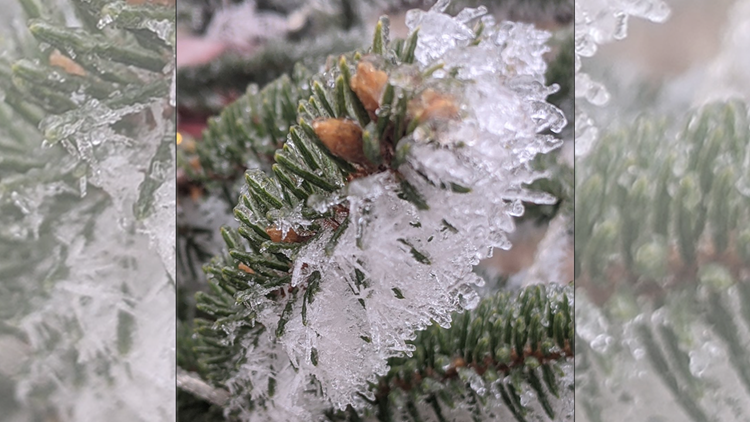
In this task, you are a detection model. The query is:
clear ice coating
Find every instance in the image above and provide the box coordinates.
[221,3,567,419]
[574,0,670,156]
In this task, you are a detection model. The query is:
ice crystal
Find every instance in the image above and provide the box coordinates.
[224,330,330,422]
[574,0,670,156]
[224,3,565,417]
[12,204,175,422]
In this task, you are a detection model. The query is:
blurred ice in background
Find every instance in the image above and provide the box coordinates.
[0,0,176,421]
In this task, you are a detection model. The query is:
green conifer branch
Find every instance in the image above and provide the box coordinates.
[193,22,454,361]
[180,64,312,185]
[186,284,573,421]
[179,28,574,231]
[360,284,574,422]
[576,100,749,298]
[185,14,573,420]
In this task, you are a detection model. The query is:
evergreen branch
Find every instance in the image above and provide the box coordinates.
[190,284,574,421]
[188,5,570,418]
[576,101,750,301]
[363,285,574,422]
[193,29,462,365]
[182,64,311,185]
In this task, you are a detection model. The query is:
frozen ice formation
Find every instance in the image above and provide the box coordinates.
[574,0,669,156]
[15,205,175,422]
[221,2,566,418]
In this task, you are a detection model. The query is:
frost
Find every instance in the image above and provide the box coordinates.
[574,0,670,156]
[223,3,566,417]
[98,2,174,44]
[144,19,174,43]
[41,101,172,222]
[169,66,176,107]
[224,331,330,422]
[97,13,113,30]
[140,160,177,280]
[405,4,476,66]
[13,205,175,422]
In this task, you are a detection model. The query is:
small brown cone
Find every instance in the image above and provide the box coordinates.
[312,118,368,164]
[49,50,86,77]
[409,89,459,123]
[350,61,388,114]
[238,263,255,274]
[266,226,301,243]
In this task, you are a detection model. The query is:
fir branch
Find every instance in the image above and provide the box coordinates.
[575,101,750,301]
[189,4,569,419]
[187,285,574,421]
[367,285,574,422]
[181,64,312,186]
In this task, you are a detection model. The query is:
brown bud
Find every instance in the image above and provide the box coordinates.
[409,89,459,123]
[350,61,388,114]
[238,263,255,274]
[452,357,467,368]
[49,50,86,77]
[312,118,368,164]
[266,226,301,243]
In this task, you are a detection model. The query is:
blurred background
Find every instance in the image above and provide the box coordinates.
[575,0,750,421]
[586,0,743,126]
